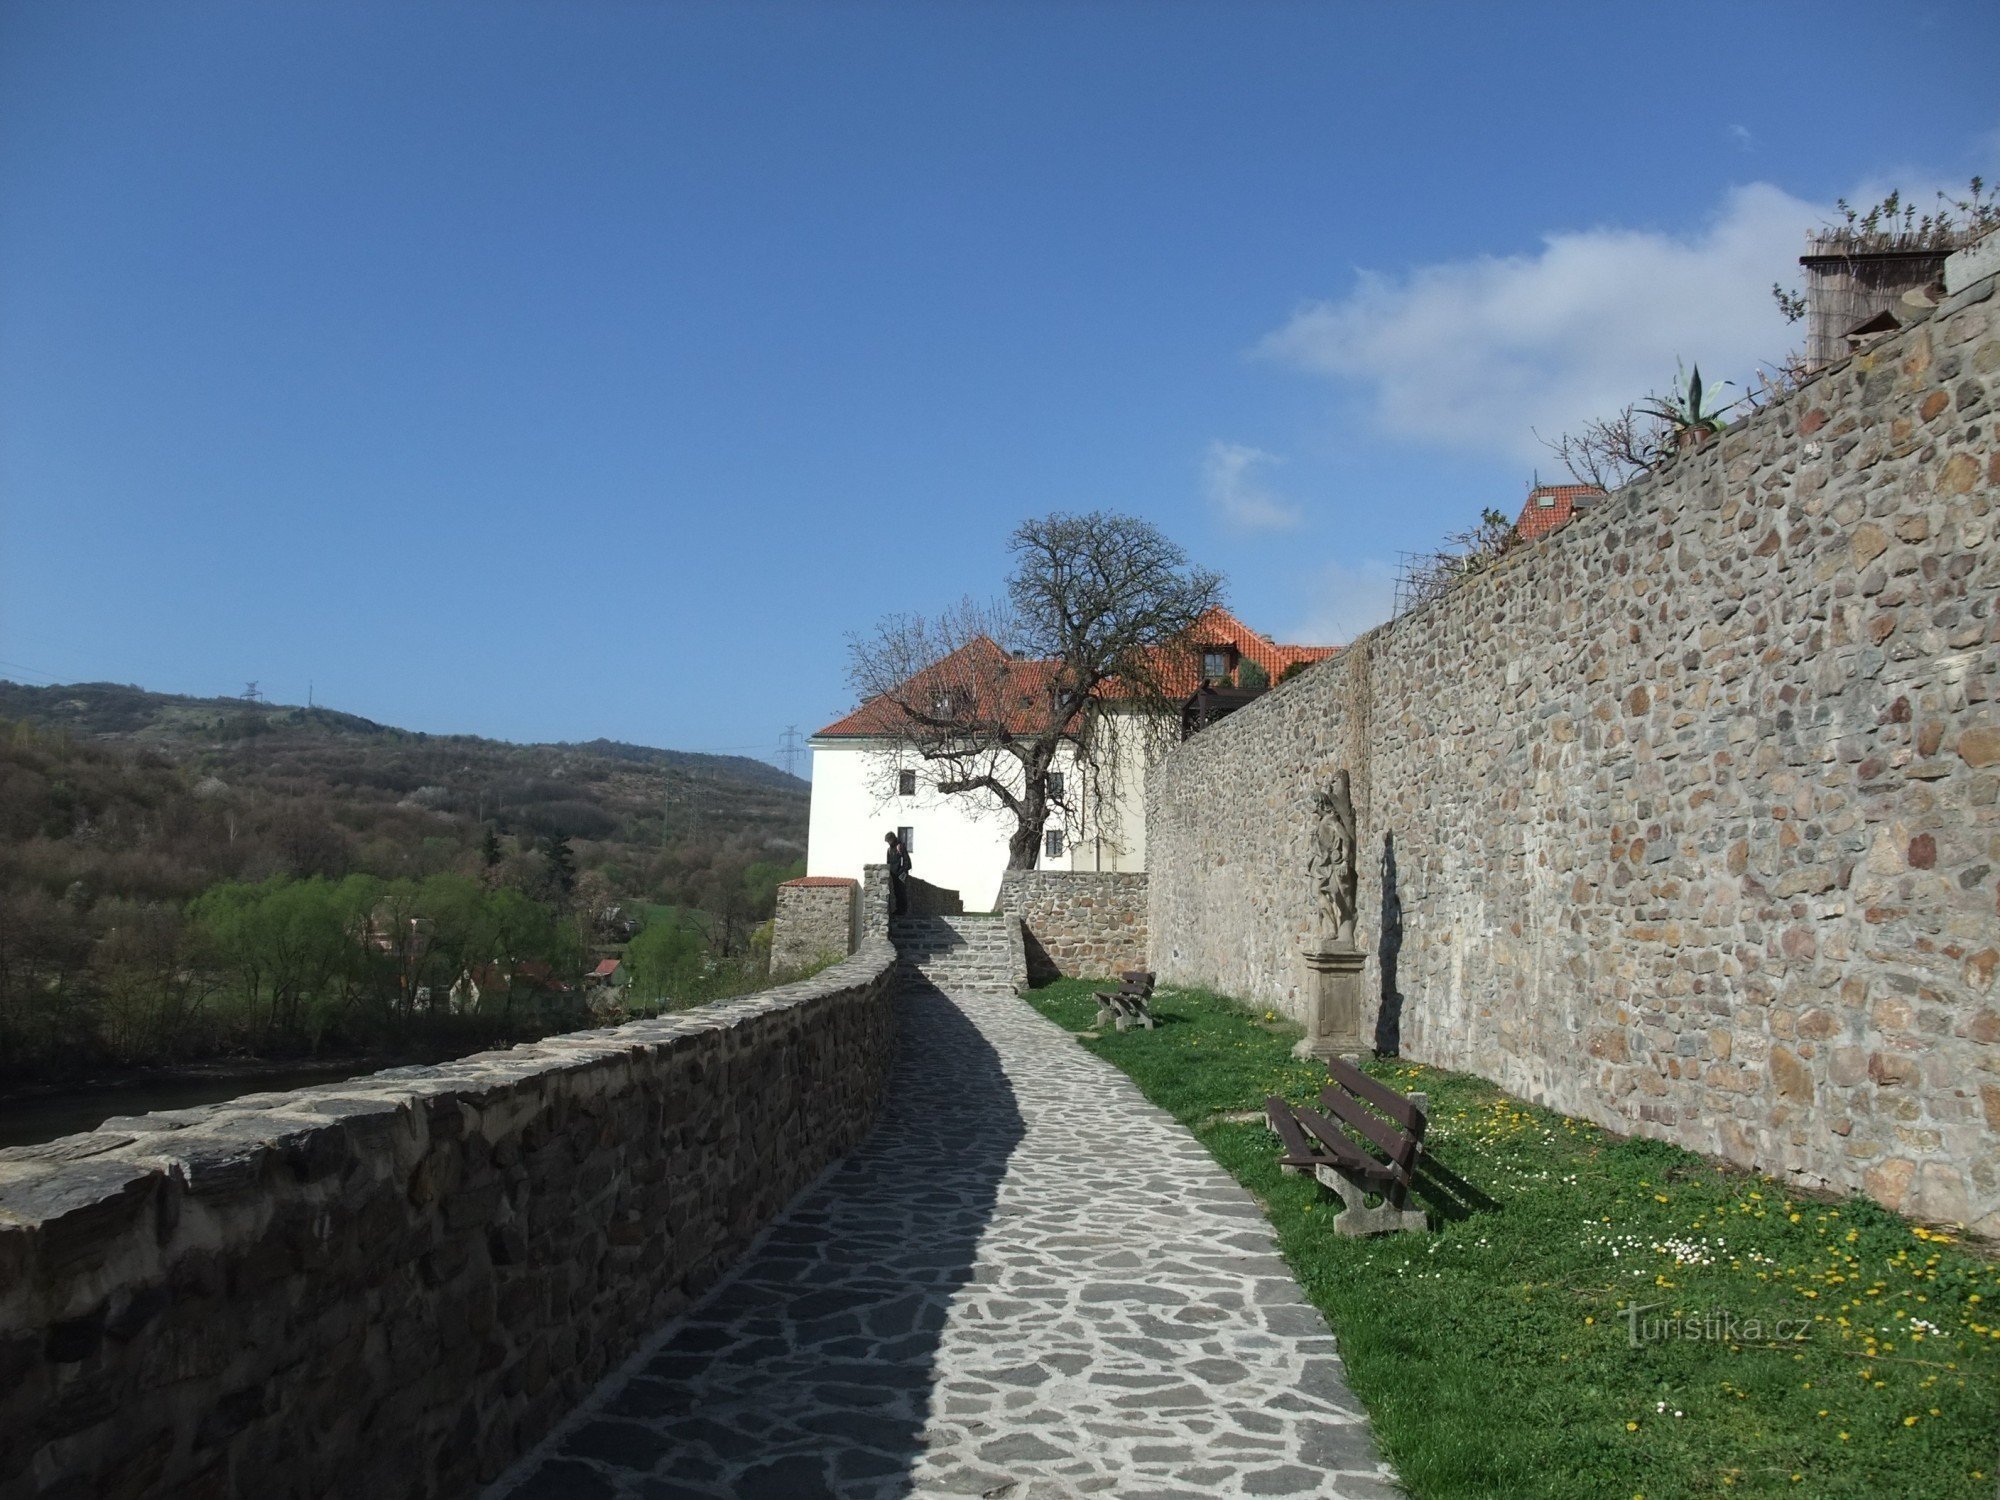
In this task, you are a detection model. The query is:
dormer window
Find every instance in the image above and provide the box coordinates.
[1201,648,1231,681]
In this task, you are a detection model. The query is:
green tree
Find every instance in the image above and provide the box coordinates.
[625,915,708,1007]
[541,835,577,902]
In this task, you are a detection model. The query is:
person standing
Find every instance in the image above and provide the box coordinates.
[885,830,912,915]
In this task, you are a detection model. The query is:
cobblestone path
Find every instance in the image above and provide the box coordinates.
[490,987,1400,1500]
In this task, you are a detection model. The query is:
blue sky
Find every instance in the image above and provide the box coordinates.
[2,2,1995,767]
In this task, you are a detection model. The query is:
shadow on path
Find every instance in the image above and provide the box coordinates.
[494,986,1025,1500]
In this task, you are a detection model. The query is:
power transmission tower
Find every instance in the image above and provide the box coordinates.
[777,724,805,779]
[241,681,264,703]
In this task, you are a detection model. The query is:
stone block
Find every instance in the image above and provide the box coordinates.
[1770,1047,1814,1103]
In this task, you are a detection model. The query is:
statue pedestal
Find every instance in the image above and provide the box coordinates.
[1293,938,1367,1063]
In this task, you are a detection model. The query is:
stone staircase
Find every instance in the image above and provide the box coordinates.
[890,914,1026,997]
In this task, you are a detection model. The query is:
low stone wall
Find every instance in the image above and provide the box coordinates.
[997,871,1149,984]
[861,864,962,928]
[1147,273,2000,1234]
[0,941,900,1499]
[863,863,891,940]
[771,877,857,971]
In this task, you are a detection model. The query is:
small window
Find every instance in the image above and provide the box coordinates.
[1044,829,1065,859]
[897,825,914,856]
[897,769,916,797]
[1201,649,1230,681]
[1046,770,1065,802]
[1537,493,1556,508]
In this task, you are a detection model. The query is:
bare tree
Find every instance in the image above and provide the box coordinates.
[1536,405,1658,492]
[846,511,1224,871]
[1539,363,1742,491]
[1393,507,1522,615]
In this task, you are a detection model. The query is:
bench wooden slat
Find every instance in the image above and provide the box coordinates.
[1325,1055,1426,1133]
[1093,975,1157,1032]
[1315,1085,1420,1183]
[1267,1058,1430,1236]
[1265,1095,1317,1165]
[1292,1105,1396,1184]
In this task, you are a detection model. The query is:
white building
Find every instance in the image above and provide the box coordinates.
[805,609,1332,911]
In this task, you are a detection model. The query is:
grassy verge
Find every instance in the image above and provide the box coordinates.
[1023,978,2000,1499]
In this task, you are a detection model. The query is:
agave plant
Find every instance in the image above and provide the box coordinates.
[1642,362,1737,454]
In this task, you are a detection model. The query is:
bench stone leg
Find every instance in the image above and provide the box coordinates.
[1313,1165,1428,1236]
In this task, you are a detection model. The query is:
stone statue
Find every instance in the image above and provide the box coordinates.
[1308,770,1358,948]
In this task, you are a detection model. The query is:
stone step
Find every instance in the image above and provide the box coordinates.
[887,914,1026,996]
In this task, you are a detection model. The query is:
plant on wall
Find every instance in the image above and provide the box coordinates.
[1642,362,1737,454]
[1772,178,1997,322]
[1540,360,1740,489]
[1392,507,1521,616]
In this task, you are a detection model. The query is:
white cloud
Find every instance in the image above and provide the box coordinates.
[1256,181,1819,466]
[1203,439,1301,531]
[1728,123,1755,151]
[1285,557,1399,647]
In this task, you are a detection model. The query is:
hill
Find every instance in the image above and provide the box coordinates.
[0,681,812,1079]
[0,680,806,895]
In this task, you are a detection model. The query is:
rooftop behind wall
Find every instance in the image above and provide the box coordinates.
[0,940,900,1498]
[1147,273,2000,1235]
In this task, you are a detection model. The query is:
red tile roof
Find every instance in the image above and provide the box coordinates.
[816,636,1061,739]
[1164,606,1336,694]
[781,876,858,888]
[816,607,1335,738]
[1515,484,1604,542]
[590,958,621,978]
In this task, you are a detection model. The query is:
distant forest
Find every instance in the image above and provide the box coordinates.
[0,681,812,1082]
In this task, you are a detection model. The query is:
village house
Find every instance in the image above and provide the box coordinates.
[1513,481,1603,542]
[804,607,1331,910]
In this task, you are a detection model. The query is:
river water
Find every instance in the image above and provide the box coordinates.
[0,1058,416,1150]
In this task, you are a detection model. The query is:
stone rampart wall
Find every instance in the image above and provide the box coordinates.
[1148,275,2000,1234]
[996,871,1150,983]
[0,942,900,1498]
[771,879,856,971]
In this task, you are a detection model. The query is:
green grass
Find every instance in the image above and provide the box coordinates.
[1023,978,2000,1499]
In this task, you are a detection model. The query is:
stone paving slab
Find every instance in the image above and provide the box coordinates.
[488,985,1401,1499]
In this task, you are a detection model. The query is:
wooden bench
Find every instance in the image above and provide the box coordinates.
[1266,1056,1429,1236]
[1092,970,1157,1032]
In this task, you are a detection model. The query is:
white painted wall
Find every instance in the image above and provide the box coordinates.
[1066,708,1163,874]
[807,739,1015,910]
[807,716,1175,907]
